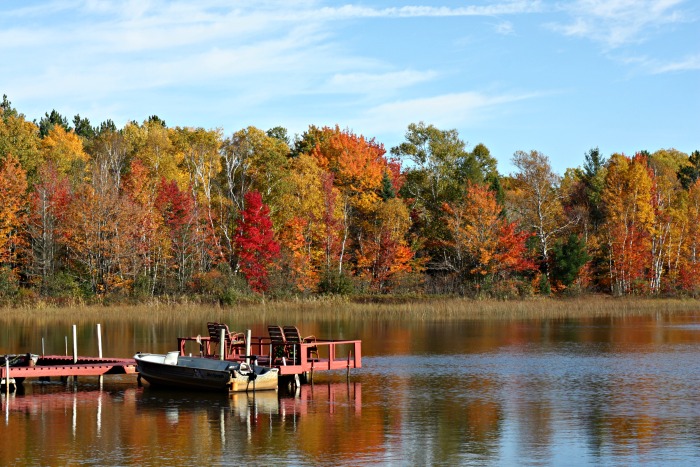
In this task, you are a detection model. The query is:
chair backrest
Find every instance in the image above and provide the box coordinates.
[268,325,285,343]
[208,322,230,342]
[282,326,302,344]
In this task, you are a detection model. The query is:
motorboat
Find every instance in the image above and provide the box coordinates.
[134,352,278,392]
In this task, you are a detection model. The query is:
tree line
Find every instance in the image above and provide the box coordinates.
[1,94,699,303]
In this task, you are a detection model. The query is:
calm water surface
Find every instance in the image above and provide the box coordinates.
[2,310,700,465]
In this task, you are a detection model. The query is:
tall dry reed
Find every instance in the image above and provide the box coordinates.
[2,296,699,324]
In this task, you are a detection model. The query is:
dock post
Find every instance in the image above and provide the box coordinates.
[245,329,252,365]
[72,325,78,364]
[220,328,225,361]
[97,323,103,386]
[42,337,45,357]
[4,359,8,394]
[97,323,103,358]
[65,336,68,356]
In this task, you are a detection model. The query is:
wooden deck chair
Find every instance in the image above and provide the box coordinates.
[283,325,319,362]
[207,322,245,358]
[267,325,287,363]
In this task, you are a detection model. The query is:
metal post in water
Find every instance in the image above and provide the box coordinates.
[42,338,45,357]
[5,359,9,394]
[220,327,225,361]
[65,336,68,356]
[72,325,78,364]
[245,329,252,365]
[96,324,103,359]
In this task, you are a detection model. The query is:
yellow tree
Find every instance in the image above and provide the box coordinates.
[0,96,42,178]
[174,127,224,268]
[276,154,349,292]
[648,150,686,292]
[124,119,184,185]
[40,125,90,183]
[601,153,654,294]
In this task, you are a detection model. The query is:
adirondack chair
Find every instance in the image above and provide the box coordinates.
[283,325,319,362]
[207,322,245,358]
[267,325,287,364]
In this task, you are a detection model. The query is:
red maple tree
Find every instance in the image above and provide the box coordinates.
[234,191,280,293]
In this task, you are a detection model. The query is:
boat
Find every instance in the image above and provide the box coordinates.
[134,351,279,392]
[1,353,39,367]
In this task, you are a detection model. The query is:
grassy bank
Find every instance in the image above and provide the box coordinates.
[2,295,699,323]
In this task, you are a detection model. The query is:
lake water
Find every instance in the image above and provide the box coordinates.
[2,310,700,465]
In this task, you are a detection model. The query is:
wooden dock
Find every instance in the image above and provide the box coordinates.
[1,356,137,391]
[2,323,362,393]
[177,335,362,380]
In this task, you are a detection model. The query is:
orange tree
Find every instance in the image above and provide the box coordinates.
[442,182,534,295]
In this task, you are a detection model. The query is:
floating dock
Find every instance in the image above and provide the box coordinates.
[1,356,137,391]
[2,324,362,393]
[177,334,362,384]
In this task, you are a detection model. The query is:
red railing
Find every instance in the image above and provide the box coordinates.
[177,335,362,376]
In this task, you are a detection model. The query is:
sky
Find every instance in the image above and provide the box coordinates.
[2,0,698,175]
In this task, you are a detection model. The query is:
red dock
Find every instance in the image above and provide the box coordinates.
[2,323,361,392]
[177,324,362,381]
[1,356,137,390]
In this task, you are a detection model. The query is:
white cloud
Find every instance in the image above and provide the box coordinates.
[326,70,439,95]
[548,0,689,48]
[352,91,539,135]
[652,54,700,73]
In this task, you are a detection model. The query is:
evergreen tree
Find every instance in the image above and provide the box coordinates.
[678,150,700,190]
[550,233,589,287]
[38,110,70,138]
[380,171,396,200]
[72,114,95,140]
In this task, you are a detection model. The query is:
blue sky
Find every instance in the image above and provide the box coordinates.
[2,0,698,174]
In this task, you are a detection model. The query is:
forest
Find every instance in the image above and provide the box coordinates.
[1,94,699,304]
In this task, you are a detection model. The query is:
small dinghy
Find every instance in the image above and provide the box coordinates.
[134,352,278,392]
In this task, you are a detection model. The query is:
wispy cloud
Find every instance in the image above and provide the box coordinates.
[632,54,700,73]
[326,70,439,95]
[495,21,515,35]
[548,0,689,48]
[352,91,540,135]
[1,1,547,134]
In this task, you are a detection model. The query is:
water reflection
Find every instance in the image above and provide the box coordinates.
[2,312,700,465]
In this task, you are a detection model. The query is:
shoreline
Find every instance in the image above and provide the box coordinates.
[2,295,699,322]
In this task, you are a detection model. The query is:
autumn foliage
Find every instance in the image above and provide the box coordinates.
[0,95,698,302]
[234,191,279,293]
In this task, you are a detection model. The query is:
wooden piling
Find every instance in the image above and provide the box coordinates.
[97,324,103,359]
[72,325,78,364]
